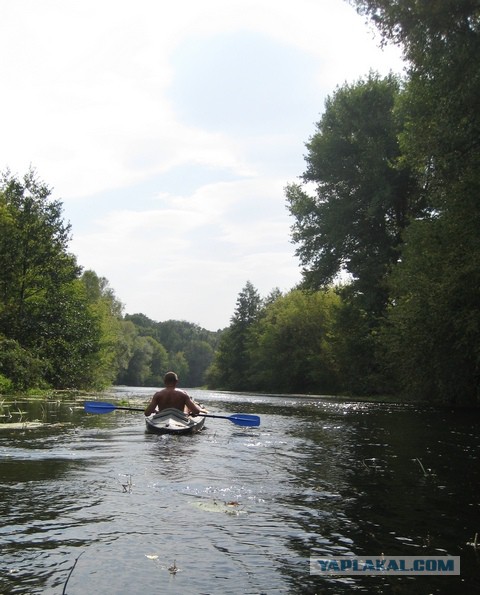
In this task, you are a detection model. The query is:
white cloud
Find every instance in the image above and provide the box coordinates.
[70,176,300,328]
[0,0,404,329]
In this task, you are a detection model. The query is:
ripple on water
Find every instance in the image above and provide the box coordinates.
[1,393,479,594]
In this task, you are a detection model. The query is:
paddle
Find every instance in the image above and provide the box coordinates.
[83,401,260,427]
[198,412,260,427]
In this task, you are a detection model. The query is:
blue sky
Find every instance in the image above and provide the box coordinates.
[0,0,404,331]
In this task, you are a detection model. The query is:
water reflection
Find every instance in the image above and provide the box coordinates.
[0,392,479,594]
[268,402,480,594]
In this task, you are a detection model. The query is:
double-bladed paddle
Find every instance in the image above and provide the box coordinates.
[84,401,260,427]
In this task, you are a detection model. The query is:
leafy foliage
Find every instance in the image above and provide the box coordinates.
[347,0,480,405]
[2,2,479,405]
[249,289,341,393]
[205,281,261,390]
[286,73,421,315]
[120,314,219,387]
[207,283,344,394]
[0,169,219,392]
[0,170,121,390]
[80,271,126,388]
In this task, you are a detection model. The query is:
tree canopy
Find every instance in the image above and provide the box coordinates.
[0,170,120,389]
[286,73,422,315]
[2,1,479,405]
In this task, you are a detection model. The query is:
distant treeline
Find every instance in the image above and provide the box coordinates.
[0,169,220,392]
[1,2,479,406]
[119,314,221,387]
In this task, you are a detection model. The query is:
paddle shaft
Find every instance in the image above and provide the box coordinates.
[84,401,260,426]
[198,413,256,422]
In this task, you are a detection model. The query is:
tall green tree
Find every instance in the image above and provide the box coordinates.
[80,270,125,388]
[352,0,480,405]
[0,169,80,343]
[352,0,480,192]
[207,281,261,390]
[249,289,340,393]
[285,74,424,395]
[0,169,107,389]
[286,73,421,315]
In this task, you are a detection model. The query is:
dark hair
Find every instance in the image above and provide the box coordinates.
[164,371,178,384]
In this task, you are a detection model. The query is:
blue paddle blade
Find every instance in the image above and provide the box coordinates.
[228,414,260,427]
[84,401,117,414]
[84,401,145,414]
[197,412,260,426]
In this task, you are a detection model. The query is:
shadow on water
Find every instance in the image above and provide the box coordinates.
[0,391,479,594]
[253,400,480,594]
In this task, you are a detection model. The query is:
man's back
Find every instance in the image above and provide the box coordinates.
[144,371,202,417]
[153,387,188,412]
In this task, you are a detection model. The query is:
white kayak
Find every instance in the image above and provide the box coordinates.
[145,408,206,435]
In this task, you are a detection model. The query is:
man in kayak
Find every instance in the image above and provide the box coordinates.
[144,371,204,417]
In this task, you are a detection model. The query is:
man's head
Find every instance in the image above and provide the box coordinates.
[164,371,178,386]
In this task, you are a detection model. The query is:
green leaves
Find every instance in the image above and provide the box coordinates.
[286,74,420,318]
[0,170,117,390]
[206,281,261,391]
[116,315,218,387]
[207,283,342,395]
[249,289,341,394]
[348,0,480,405]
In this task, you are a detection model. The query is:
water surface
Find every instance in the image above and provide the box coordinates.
[1,388,479,594]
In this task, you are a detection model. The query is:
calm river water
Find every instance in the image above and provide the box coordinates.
[1,388,479,594]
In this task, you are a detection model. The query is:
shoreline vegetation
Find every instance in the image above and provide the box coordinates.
[1,387,475,410]
[2,4,480,407]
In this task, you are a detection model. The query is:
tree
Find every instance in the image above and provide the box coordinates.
[207,281,262,390]
[330,289,385,395]
[0,169,111,389]
[0,169,80,343]
[351,0,480,405]
[168,351,189,384]
[0,336,44,390]
[118,335,154,386]
[114,320,138,383]
[184,340,214,386]
[352,1,480,194]
[285,74,424,395]
[80,270,125,388]
[122,314,220,387]
[286,74,421,313]
[36,279,104,388]
[380,178,480,405]
[249,289,340,393]
[144,336,169,386]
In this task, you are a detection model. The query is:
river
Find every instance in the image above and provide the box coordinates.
[1,388,479,594]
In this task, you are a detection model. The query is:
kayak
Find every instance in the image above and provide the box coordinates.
[145,408,206,435]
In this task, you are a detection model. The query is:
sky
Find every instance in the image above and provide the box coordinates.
[0,0,405,331]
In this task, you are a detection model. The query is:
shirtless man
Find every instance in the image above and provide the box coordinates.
[144,371,203,417]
